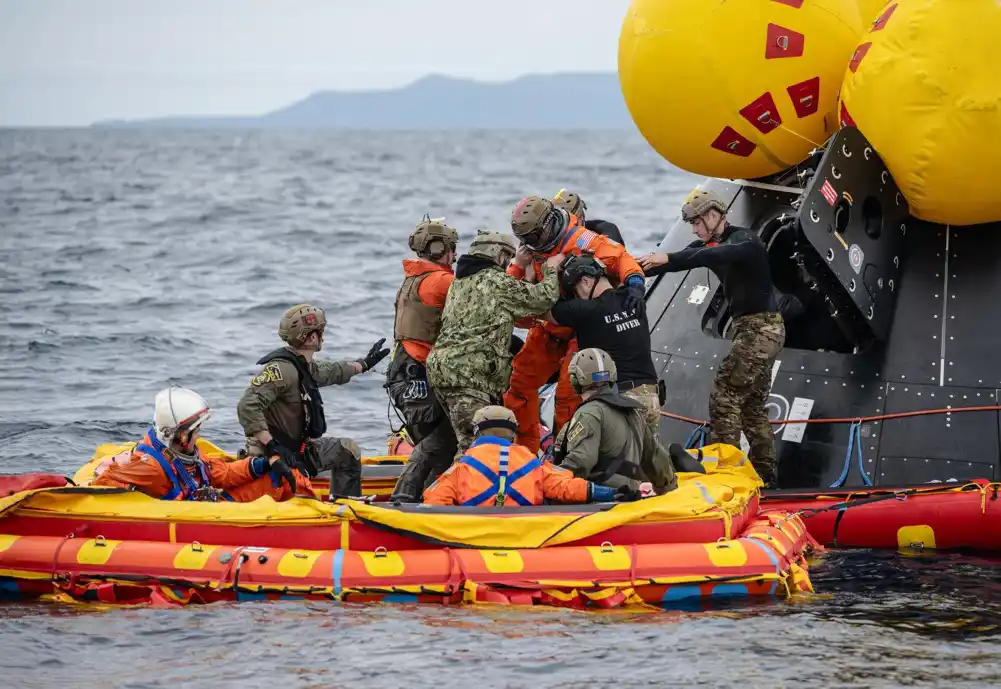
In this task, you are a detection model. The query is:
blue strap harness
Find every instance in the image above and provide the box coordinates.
[136,427,234,501]
[459,437,541,507]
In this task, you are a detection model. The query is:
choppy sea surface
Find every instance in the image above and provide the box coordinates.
[1,129,999,688]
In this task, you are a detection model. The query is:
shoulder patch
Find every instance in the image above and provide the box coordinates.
[566,420,586,444]
[251,362,284,387]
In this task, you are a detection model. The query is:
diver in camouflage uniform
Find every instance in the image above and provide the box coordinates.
[426,230,564,458]
[237,304,390,497]
[639,190,785,487]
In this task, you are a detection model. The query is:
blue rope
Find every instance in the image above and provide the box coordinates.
[684,425,708,450]
[830,421,873,488]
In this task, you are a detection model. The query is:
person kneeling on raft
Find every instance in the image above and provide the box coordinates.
[94,386,298,502]
[553,348,679,496]
[237,304,389,499]
[422,405,634,506]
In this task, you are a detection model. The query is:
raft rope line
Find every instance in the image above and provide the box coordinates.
[665,403,1001,487]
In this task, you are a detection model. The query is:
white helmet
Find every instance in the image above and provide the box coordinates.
[153,386,211,456]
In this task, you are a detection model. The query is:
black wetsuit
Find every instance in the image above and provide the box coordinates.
[646,224,776,317]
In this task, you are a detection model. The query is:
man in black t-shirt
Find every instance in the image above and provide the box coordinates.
[547,255,661,433]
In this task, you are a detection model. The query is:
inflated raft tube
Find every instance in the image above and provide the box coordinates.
[0,459,761,552]
[761,480,1001,552]
[0,512,815,609]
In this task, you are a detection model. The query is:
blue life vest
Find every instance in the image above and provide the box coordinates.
[135,428,232,501]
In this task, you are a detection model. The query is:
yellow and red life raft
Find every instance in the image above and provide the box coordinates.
[0,444,817,609]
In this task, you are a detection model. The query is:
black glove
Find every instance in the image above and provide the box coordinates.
[622,278,647,317]
[614,485,642,502]
[268,457,298,495]
[358,338,390,372]
[265,438,298,466]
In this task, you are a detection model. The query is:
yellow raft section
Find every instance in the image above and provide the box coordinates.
[6,444,760,550]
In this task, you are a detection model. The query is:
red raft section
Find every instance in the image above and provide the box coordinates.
[760,480,1001,551]
[0,459,817,609]
[0,512,815,610]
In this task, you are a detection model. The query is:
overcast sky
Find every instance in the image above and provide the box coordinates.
[0,0,632,126]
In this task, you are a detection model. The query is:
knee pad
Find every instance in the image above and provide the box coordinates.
[341,438,362,462]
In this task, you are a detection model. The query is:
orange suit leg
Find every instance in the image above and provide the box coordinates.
[504,325,570,453]
[224,469,314,502]
[554,338,582,434]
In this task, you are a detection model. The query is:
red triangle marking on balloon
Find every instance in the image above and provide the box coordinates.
[710,127,756,158]
[771,0,804,7]
[787,77,820,119]
[872,3,897,32]
[840,102,856,128]
[740,92,782,134]
[849,43,872,73]
[766,24,805,59]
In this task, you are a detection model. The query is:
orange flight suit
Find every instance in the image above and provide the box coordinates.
[93,430,313,501]
[504,216,644,451]
[422,436,591,506]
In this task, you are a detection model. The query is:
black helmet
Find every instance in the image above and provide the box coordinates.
[559,253,607,294]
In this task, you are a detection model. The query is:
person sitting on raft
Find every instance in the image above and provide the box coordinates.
[94,386,298,502]
[422,405,638,506]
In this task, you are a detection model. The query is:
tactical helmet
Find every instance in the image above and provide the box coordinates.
[559,253,607,294]
[472,405,519,439]
[552,189,587,222]
[409,215,458,260]
[279,304,326,346]
[153,386,211,459]
[681,188,728,223]
[468,230,517,267]
[510,196,563,252]
[568,347,618,395]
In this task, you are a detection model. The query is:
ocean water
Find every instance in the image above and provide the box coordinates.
[1,129,999,688]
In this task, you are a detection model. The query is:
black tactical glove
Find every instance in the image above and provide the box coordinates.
[614,484,642,502]
[268,457,298,495]
[621,277,647,317]
[265,438,298,466]
[358,338,390,372]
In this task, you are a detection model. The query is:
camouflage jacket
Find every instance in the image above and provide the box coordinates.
[426,260,559,397]
[236,350,357,455]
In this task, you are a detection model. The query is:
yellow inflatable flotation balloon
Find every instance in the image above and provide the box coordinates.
[618,0,862,180]
[840,1,1001,226]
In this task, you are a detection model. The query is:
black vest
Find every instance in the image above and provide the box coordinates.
[257,348,327,453]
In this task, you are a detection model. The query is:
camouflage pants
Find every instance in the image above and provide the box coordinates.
[621,384,661,437]
[709,312,785,486]
[436,387,502,461]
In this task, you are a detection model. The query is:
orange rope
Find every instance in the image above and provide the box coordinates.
[659,404,1001,427]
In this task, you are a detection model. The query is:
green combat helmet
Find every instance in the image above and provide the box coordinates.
[552,189,587,223]
[680,189,728,223]
[409,215,459,260]
[510,196,563,252]
[279,304,326,346]
[472,405,519,440]
[568,347,618,395]
[468,230,517,267]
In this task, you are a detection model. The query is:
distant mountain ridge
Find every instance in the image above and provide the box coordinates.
[92,73,633,129]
